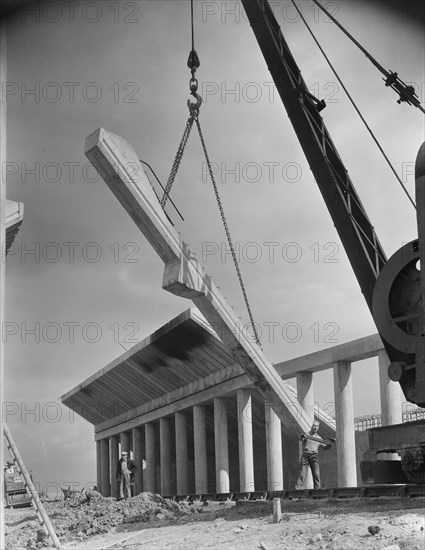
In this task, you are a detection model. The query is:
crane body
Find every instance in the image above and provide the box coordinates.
[241,0,425,482]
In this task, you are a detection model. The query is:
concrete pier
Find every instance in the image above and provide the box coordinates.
[237,389,255,492]
[109,435,119,498]
[297,371,314,488]
[333,361,357,487]
[144,422,156,493]
[175,412,189,495]
[265,403,283,491]
[160,417,172,495]
[132,427,144,494]
[193,405,208,494]
[379,350,402,426]
[96,441,102,493]
[214,398,230,493]
[65,313,395,498]
[100,438,110,497]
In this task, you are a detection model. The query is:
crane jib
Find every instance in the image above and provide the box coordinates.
[241,0,387,315]
[238,0,425,406]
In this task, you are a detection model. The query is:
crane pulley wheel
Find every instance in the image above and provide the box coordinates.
[372,239,420,356]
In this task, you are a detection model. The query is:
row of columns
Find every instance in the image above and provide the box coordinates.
[96,353,403,496]
[295,353,403,488]
[96,390,284,497]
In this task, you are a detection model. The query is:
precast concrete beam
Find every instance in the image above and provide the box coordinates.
[85,127,312,437]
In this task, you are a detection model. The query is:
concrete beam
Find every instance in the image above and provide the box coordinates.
[94,366,336,441]
[85,127,312,437]
[93,334,382,439]
[275,334,384,377]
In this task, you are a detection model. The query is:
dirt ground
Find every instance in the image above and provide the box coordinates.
[4,491,425,550]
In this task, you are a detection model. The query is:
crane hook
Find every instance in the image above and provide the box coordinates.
[187,77,202,115]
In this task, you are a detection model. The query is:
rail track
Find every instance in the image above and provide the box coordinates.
[164,484,425,503]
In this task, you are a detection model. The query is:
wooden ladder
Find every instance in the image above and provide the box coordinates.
[3,423,61,549]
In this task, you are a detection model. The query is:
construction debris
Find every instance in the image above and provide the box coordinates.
[5,489,201,549]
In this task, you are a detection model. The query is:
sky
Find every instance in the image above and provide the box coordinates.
[1,0,424,495]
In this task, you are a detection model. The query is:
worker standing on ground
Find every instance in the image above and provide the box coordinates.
[116,451,137,500]
[296,420,336,490]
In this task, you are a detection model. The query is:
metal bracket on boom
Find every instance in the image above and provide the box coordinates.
[384,71,422,108]
[301,88,326,112]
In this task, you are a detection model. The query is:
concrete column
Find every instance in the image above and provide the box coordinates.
[96,440,101,492]
[109,435,119,498]
[296,371,315,423]
[265,403,283,491]
[333,361,357,487]
[237,389,255,492]
[160,417,172,495]
[132,427,144,495]
[193,405,208,494]
[175,412,189,495]
[100,438,110,497]
[214,397,230,493]
[120,431,131,455]
[379,350,403,426]
[297,371,314,489]
[145,422,156,493]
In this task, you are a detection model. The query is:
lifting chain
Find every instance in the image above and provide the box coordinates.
[160,114,195,208]
[195,117,262,348]
[161,0,261,348]
[160,0,202,209]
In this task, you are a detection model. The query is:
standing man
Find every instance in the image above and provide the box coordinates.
[116,451,137,500]
[296,420,336,490]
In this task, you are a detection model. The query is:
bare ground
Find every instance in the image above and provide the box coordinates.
[4,492,425,550]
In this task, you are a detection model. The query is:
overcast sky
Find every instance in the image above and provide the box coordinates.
[2,0,424,494]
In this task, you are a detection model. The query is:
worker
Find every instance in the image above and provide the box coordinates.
[116,451,137,500]
[5,460,15,474]
[295,420,336,490]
